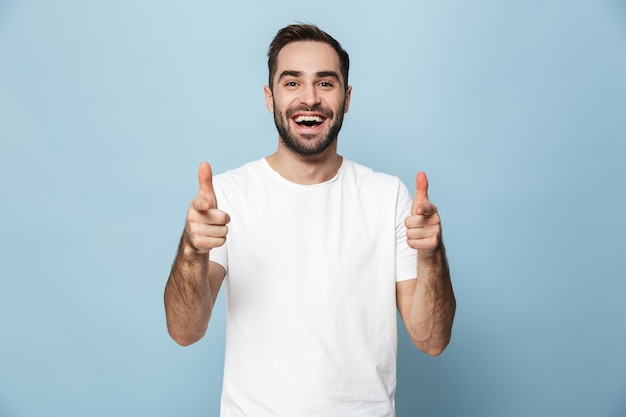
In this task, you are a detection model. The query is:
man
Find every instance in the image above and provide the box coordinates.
[164,23,456,417]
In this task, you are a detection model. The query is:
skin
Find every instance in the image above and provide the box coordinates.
[398,171,455,355]
[164,40,456,355]
[264,41,352,185]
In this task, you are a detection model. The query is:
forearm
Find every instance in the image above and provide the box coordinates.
[164,232,214,346]
[408,244,456,355]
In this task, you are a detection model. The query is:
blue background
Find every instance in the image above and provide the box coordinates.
[1,1,625,416]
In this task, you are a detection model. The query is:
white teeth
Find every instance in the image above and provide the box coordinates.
[295,115,323,123]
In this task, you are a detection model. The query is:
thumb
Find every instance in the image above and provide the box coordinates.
[197,161,218,208]
[412,171,430,214]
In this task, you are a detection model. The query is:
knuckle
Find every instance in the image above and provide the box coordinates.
[215,210,228,224]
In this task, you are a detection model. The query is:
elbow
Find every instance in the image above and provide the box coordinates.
[167,326,205,347]
[164,309,210,347]
[420,339,450,356]
[172,335,199,347]
[170,333,202,347]
[410,334,451,356]
[408,318,454,356]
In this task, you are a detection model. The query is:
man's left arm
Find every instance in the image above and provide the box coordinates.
[397,172,456,356]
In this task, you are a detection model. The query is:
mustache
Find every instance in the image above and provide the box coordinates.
[285,105,333,119]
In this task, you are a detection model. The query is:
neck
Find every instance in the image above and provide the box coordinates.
[266,140,343,185]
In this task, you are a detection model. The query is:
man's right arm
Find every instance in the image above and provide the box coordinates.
[164,162,229,346]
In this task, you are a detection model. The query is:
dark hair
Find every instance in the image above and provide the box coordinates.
[267,24,350,90]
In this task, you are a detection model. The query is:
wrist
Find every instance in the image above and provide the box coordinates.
[418,243,445,263]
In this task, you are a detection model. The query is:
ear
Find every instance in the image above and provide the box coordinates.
[264,85,274,113]
[343,85,352,113]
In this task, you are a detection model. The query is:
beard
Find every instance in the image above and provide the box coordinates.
[273,101,346,157]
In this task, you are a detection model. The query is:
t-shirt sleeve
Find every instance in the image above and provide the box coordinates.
[395,180,418,282]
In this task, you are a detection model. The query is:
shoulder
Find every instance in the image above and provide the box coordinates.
[342,159,413,213]
[342,159,406,191]
[210,159,269,209]
[213,158,266,187]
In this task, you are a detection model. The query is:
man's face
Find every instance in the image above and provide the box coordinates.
[264,41,351,157]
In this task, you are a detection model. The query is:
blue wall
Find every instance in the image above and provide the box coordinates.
[1,1,625,416]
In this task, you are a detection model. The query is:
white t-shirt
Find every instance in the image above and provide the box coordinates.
[211,158,417,417]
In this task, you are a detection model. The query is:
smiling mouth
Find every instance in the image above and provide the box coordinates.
[294,115,325,128]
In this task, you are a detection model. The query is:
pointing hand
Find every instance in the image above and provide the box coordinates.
[405,172,441,254]
[185,162,230,253]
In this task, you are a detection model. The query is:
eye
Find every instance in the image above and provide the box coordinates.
[319,81,334,88]
[285,81,299,87]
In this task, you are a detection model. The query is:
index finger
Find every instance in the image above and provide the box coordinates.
[190,194,210,212]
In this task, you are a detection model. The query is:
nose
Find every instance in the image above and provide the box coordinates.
[299,84,320,109]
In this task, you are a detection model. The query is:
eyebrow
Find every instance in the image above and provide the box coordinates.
[278,70,342,84]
